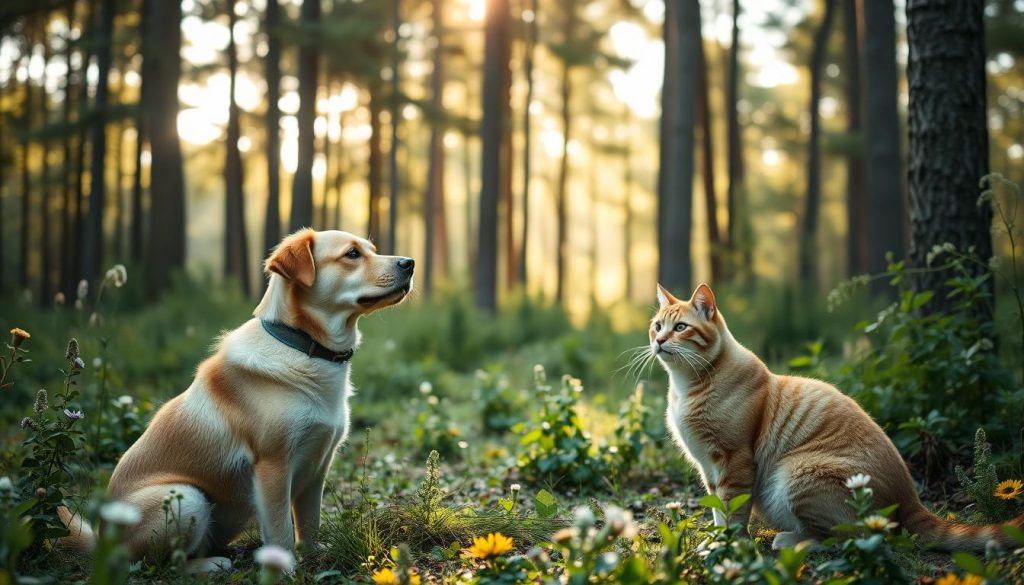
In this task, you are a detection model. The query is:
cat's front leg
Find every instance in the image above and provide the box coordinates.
[714,451,755,536]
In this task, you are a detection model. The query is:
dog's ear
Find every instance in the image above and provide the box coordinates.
[266,230,316,288]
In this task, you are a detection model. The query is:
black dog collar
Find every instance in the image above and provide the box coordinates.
[260,319,354,364]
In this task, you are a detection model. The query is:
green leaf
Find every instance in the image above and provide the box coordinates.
[535,489,557,518]
[698,494,725,513]
[953,551,984,575]
[1001,524,1024,545]
[498,498,514,512]
[727,493,751,514]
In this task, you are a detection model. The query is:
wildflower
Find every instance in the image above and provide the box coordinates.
[76,280,89,300]
[118,395,133,406]
[89,312,102,327]
[665,501,683,510]
[370,568,420,585]
[54,292,65,306]
[962,576,983,585]
[253,544,295,573]
[100,501,142,526]
[9,327,30,348]
[533,364,546,385]
[845,473,871,490]
[427,395,439,406]
[34,389,48,413]
[66,338,80,361]
[458,440,468,449]
[573,506,595,529]
[419,381,432,394]
[105,264,127,288]
[712,559,743,579]
[945,512,957,521]
[20,417,40,431]
[466,532,514,559]
[604,506,637,538]
[551,527,576,544]
[862,515,898,531]
[0,477,12,492]
[64,409,84,422]
[93,357,103,368]
[510,483,521,492]
[35,487,47,499]
[73,357,86,370]
[994,479,1024,500]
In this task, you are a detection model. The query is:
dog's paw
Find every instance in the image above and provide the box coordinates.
[185,556,233,574]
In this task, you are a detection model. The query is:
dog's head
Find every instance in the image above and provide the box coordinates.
[259,229,414,329]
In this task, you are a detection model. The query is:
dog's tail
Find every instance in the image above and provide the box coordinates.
[57,505,97,552]
[901,501,1024,551]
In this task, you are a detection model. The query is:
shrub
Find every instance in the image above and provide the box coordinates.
[474,368,526,435]
[955,428,1022,523]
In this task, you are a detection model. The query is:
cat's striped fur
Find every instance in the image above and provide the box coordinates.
[652,283,1023,551]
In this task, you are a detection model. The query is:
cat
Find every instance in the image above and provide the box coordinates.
[651,282,1023,551]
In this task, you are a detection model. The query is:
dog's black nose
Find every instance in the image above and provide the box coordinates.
[397,257,415,272]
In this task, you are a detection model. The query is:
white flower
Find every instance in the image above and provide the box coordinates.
[93,357,103,368]
[604,506,637,538]
[118,395,134,407]
[665,501,683,510]
[712,559,742,578]
[254,544,295,573]
[426,395,439,406]
[100,501,142,526]
[863,515,898,531]
[0,476,13,491]
[64,409,85,421]
[510,483,521,492]
[845,473,871,490]
[458,441,469,449]
[76,280,89,300]
[419,381,433,394]
[573,506,595,529]
[105,264,127,287]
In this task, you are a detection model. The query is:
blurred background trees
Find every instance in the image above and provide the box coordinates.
[0,0,1019,318]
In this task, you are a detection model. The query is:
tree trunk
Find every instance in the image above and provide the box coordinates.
[657,0,698,293]
[225,0,250,296]
[131,0,148,266]
[844,0,866,276]
[333,109,345,228]
[263,0,282,256]
[622,106,635,302]
[387,0,401,253]
[114,120,125,260]
[906,0,991,315]
[424,0,448,297]
[475,0,510,312]
[60,2,76,296]
[368,88,383,243]
[554,57,571,304]
[799,0,837,285]
[725,0,744,276]
[861,0,904,279]
[290,0,320,232]
[518,0,537,288]
[19,47,32,292]
[500,42,515,292]
[144,0,186,298]
[696,18,721,283]
[40,28,53,304]
[82,0,116,286]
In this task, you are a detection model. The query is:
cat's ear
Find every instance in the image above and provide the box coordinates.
[690,283,717,320]
[656,283,678,308]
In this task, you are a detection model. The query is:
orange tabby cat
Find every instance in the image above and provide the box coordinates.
[652,282,1023,551]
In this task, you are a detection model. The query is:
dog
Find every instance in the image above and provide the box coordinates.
[69,229,413,571]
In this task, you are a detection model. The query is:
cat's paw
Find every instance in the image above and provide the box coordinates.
[185,556,232,574]
[771,532,817,551]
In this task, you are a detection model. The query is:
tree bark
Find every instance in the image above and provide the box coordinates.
[622,105,634,302]
[290,0,320,232]
[368,87,383,243]
[387,0,401,253]
[131,0,149,265]
[657,0,698,293]
[906,0,991,316]
[861,0,905,279]
[225,0,250,295]
[725,0,744,277]
[696,17,721,283]
[263,0,282,255]
[844,0,866,276]
[475,0,510,312]
[554,57,571,304]
[60,2,77,296]
[19,46,32,292]
[518,0,537,288]
[144,0,186,298]
[424,0,448,297]
[82,0,116,286]
[40,26,53,304]
[799,0,837,285]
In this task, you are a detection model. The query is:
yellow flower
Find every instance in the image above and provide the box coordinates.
[962,576,983,585]
[372,568,397,585]
[862,515,898,531]
[994,479,1023,500]
[945,512,957,521]
[9,328,30,348]
[466,532,514,559]
[935,574,961,585]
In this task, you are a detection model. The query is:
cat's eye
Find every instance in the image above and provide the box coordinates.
[674,323,687,332]
[653,322,662,332]
[345,248,361,259]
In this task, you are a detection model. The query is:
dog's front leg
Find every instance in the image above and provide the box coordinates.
[293,473,326,550]
[254,460,295,550]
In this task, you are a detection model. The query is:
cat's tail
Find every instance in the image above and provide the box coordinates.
[57,505,97,553]
[901,501,1024,552]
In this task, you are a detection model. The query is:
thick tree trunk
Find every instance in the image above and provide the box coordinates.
[844,0,866,276]
[424,0,448,297]
[696,19,721,283]
[906,0,991,316]
[144,0,186,298]
[500,44,515,292]
[225,0,250,296]
[40,30,53,305]
[475,0,510,312]
[387,0,401,253]
[725,0,744,276]
[69,1,95,298]
[518,0,536,288]
[861,0,905,279]
[263,0,282,255]
[290,0,320,232]
[19,48,32,292]
[82,0,116,285]
[368,88,383,243]
[554,58,571,304]
[799,0,837,285]
[130,0,148,265]
[657,0,698,293]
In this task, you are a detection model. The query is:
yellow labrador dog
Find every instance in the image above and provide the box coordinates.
[101,229,412,569]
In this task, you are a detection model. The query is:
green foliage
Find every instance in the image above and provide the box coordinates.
[604,383,652,482]
[412,383,465,459]
[474,369,525,434]
[955,428,1019,523]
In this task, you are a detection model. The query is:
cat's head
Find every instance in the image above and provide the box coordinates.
[649,283,724,375]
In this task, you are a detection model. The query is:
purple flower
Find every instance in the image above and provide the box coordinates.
[64,409,84,421]
[72,357,86,370]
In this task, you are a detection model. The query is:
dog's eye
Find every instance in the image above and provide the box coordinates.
[653,322,662,332]
[674,323,687,332]
[344,248,361,260]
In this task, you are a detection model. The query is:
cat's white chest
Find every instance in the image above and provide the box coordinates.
[666,380,721,487]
